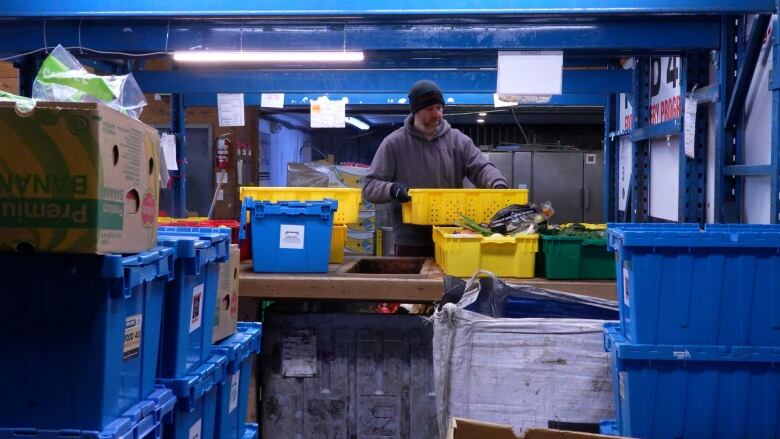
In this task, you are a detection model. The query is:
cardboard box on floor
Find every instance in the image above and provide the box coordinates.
[213,244,240,343]
[0,102,160,254]
[447,418,629,439]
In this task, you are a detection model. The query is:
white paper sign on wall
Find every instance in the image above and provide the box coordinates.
[217,93,245,127]
[648,57,682,222]
[496,51,563,95]
[684,96,698,159]
[617,59,635,212]
[310,96,346,128]
[261,93,285,109]
[649,57,682,125]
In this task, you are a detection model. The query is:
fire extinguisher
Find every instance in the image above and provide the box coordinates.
[216,133,232,170]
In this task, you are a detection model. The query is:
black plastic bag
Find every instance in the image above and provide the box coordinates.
[439,271,618,320]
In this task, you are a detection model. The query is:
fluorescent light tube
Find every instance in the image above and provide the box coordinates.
[173,50,364,63]
[345,117,370,130]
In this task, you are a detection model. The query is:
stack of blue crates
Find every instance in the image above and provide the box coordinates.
[154,226,262,439]
[603,223,780,438]
[0,222,261,438]
[212,322,263,439]
[0,246,178,436]
[155,226,232,438]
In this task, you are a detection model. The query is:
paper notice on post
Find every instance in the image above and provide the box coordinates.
[282,330,317,377]
[497,51,563,95]
[310,96,346,128]
[161,133,178,171]
[217,93,245,127]
[261,93,285,108]
[684,96,697,159]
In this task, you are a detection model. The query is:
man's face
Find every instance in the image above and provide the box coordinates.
[415,103,444,129]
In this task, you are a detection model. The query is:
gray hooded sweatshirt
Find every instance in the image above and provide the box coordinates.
[363,114,508,246]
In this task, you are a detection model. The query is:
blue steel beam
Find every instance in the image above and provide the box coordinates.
[677,59,687,222]
[181,92,606,107]
[629,118,681,142]
[724,14,771,127]
[683,52,709,225]
[733,16,747,222]
[723,165,775,176]
[603,93,616,221]
[690,83,720,104]
[0,20,721,52]
[170,94,187,217]
[0,51,612,69]
[773,16,780,223]
[0,0,773,17]
[134,69,631,94]
[630,58,650,222]
[714,16,739,223]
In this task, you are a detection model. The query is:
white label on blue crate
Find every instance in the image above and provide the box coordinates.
[622,263,631,307]
[229,371,240,413]
[190,284,205,333]
[279,224,305,250]
[189,419,202,439]
[673,350,691,360]
[123,314,143,361]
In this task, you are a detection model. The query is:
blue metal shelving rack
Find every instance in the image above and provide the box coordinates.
[0,0,776,222]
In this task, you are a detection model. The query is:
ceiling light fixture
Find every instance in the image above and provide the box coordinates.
[345,117,370,130]
[478,112,487,116]
[173,50,365,63]
[476,118,485,124]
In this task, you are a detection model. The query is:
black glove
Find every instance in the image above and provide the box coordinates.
[493,183,509,189]
[390,183,412,203]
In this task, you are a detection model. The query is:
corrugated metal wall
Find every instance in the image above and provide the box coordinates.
[261,312,438,439]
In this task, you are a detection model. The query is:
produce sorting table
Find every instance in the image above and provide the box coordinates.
[238,256,617,302]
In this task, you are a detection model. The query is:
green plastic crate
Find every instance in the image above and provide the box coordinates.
[541,233,615,280]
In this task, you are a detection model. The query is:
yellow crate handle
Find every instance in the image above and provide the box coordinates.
[480,235,516,245]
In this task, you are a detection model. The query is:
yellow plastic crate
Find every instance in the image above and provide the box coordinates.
[240,187,361,224]
[330,224,347,264]
[433,226,538,278]
[402,189,529,225]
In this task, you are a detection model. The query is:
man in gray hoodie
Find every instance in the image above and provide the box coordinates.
[363,80,509,256]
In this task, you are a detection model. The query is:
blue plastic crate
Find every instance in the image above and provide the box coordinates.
[240,198,338,273]
[0,387,175,439]
[160,354,227,439]
[157,227,231,379]
[608,223,780,346]
[242,423,259,439]
[0,248,174,431]
[599,420,618,436]
[604,322,780,439]
[213,322,263,439]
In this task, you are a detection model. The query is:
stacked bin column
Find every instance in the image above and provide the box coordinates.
[604,223,780,438]
[155,226,231,438]
[0,249,177,437]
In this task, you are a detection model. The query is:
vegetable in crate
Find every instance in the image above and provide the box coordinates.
[548,223,607,239]
[457,213,493,236]
[562,223,606,239]
[489,202,555,235]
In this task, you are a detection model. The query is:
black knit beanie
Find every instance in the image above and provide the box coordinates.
[408,80,444,114]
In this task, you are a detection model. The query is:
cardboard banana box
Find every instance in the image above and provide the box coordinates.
[0,102,160,254]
